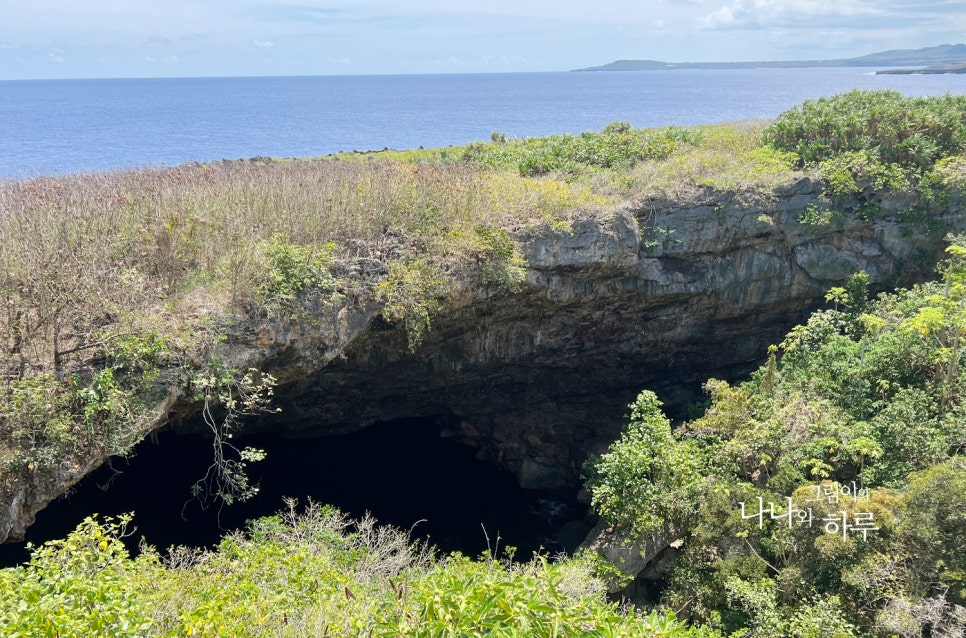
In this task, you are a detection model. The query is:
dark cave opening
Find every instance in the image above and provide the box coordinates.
[0,416,591,566]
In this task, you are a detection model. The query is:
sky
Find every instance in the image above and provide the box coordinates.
[1,0,965,80]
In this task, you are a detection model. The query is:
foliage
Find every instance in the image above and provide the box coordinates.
[630,122,798,202]
[374,257,454,350]
[6,92,966,636]
[0,503,717,637]
[187,362,277,508]
[251,234,336,313]
[589,391,708,538]
[797,204,843,227]
[475,224,527,290]
[900,458,966,605]
[762,90,966,169]
[0,331,169,475]
[815,150,910,222]
[819,151,909,199]
[454,122,703,178]
[590,241,966,636]
[0,514,156,637]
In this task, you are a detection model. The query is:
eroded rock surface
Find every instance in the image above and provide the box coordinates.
[3,178,962,542]
[249,178,960,490]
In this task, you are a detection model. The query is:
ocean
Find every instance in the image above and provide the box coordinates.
[3,68,966,180]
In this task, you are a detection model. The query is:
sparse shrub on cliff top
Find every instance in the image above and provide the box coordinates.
[630,122,797,202]
[391,121,703,180]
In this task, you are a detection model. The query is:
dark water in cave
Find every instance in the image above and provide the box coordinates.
[0,417,589,566]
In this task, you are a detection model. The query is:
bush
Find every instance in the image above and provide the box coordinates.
[589,391,708,537]
[252,234,335,313]
[762,90,966,169]
[0,505,717,637]
[589,241,966,635]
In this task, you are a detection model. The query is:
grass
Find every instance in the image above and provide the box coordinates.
[0,143,635,502]
[627,121,799,203]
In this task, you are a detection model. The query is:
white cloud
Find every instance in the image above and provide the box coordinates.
[428,55,460,66]
[704,6,735,28]
[702,0,877,29]
[253,40,274,48]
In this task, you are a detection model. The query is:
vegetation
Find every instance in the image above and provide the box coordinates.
[0,502,716,637]
[0,111,800,501]
[761,90,966,228]
[0,157,618,498]
[3,90,966,634]
[762,90,966,169]
[589,240,966,636]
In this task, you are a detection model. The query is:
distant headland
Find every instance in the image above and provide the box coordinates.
[572,43,966,74]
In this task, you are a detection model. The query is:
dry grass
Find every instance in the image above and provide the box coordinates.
[628,122,801,204]
[0,158,613,375]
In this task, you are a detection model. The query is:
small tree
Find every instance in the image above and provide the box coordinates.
[589,391,707,537]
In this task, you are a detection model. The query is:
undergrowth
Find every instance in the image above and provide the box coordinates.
[0,502,718,637]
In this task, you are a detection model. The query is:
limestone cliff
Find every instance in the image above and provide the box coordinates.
[1,176,961,542]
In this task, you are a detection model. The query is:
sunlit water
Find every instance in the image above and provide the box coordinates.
[3,68,966,179]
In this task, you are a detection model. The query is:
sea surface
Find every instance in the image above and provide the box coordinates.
[3,68,966,180]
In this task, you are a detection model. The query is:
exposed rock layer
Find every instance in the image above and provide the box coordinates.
[245,178,958,491]
[2,177,961,541]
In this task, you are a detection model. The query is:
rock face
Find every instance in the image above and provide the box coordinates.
[2,177,962,542]
[250,178,958,490]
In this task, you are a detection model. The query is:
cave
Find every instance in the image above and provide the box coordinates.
[0,415,591,567]
[4,190,955,549]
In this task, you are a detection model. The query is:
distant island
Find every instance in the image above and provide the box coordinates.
[573,43,966,72]
[878,62,966,75]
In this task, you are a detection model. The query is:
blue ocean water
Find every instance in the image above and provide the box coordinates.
[2,68,966,180]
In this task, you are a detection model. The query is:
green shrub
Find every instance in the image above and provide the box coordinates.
[0,514,156,637]
[374,257,454,350]
[763,90,966,169]
[0,505,717,637]
[253,234,335,312]
[474,225,526,291]
[589,391,708,537]
[797,204,843,227]
[589,240,966,634]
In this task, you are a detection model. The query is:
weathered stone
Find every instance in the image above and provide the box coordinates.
[517,459,568,490]
[580,520,683,593]
[2,180,963,543]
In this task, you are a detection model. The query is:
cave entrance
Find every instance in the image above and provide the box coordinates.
[0,416,590,566]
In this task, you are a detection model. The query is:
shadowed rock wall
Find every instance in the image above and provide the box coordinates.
[239,177,959,489]
[3,177,961,541]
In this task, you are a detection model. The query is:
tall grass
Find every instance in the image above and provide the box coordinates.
[0,159,603,375]
[0,155,622,484]
[0,121,807,482]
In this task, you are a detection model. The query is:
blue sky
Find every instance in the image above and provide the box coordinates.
[1,0,964,79]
